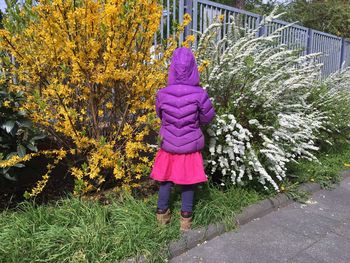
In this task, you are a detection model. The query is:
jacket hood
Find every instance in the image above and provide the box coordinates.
[168,47,200,86]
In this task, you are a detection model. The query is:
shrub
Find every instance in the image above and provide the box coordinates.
[310,69,350,148]
[0,0,188,197]
[0,69,44,181]
[196,12,350,190]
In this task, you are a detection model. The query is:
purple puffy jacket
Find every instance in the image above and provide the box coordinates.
[156,47,215,154]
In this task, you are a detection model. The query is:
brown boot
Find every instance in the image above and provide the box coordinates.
[180,211,193,232]
[156,208,171,225]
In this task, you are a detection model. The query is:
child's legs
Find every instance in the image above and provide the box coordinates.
[181,184,196,212]
[157,181,173,210]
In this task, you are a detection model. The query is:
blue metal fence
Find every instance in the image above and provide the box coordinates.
[157,0,350,77]
[343,40,350,68]
[262,19,309,54]
[310,30,343,76]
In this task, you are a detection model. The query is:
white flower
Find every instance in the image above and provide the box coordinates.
[197,10,350,191]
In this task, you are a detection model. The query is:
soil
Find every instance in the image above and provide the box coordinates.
[0,155,75,211]
[0,155,162,212]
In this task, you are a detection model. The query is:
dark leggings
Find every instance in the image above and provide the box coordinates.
[157,181,196,212]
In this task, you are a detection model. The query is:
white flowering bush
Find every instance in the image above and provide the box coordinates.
[310,69,350,146]
[196,12,350,190]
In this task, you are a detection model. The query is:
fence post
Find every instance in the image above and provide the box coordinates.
[184,0,193,39]
[257,15,266,37]
[339,38,345,70]
[306,28,313,55]
[179,0,184,44]
[192,0,198,49]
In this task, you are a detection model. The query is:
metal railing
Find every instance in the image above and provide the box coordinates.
[157,0,350,77]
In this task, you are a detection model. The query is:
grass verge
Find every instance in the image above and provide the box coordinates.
[0,184,264,263]
[280,143,350,202]
[288,144,350,188]
[0,145,349,262]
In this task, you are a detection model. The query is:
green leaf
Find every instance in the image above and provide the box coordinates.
[17,144,26,157]
[17,119,32,128]
[31,134,46,141]
[17,110,27,116]
[23,191,30,199]
[99,136,106,146]
[6,152,18,160]
[244,55,255,68]
[81,162,88,172]
[1,167,10,174]
[27,143,38,152]
[2,120,15,133]
[4,173,17,181]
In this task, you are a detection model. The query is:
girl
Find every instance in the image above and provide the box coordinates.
[150,47,215,231]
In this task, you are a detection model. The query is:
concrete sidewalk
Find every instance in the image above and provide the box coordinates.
[171,176,350,263]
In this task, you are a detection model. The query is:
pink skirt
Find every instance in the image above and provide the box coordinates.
[150,149,208,185]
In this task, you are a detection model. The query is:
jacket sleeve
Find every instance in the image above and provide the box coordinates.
[199,90,215,125]
[155,92,162,119]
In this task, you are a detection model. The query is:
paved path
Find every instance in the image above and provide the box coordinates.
[171,176,350,263]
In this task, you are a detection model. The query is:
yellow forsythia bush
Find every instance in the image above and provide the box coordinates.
[0,0,190,196]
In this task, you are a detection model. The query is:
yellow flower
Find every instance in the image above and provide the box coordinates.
[106,102,113,109]
[3,100,11,107]
[198,60,210,72]
[182,35,196,48]
[71,167,84,180]
[0,0,169,196]
[183,13,192,26]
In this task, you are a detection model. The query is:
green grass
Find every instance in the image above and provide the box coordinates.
[1,144,349,262]
[276,143,350,203]
[0,184,264,263]
[287,143,350,189]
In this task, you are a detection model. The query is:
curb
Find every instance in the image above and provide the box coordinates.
[121,170,350,262]
[167,170,350,259]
